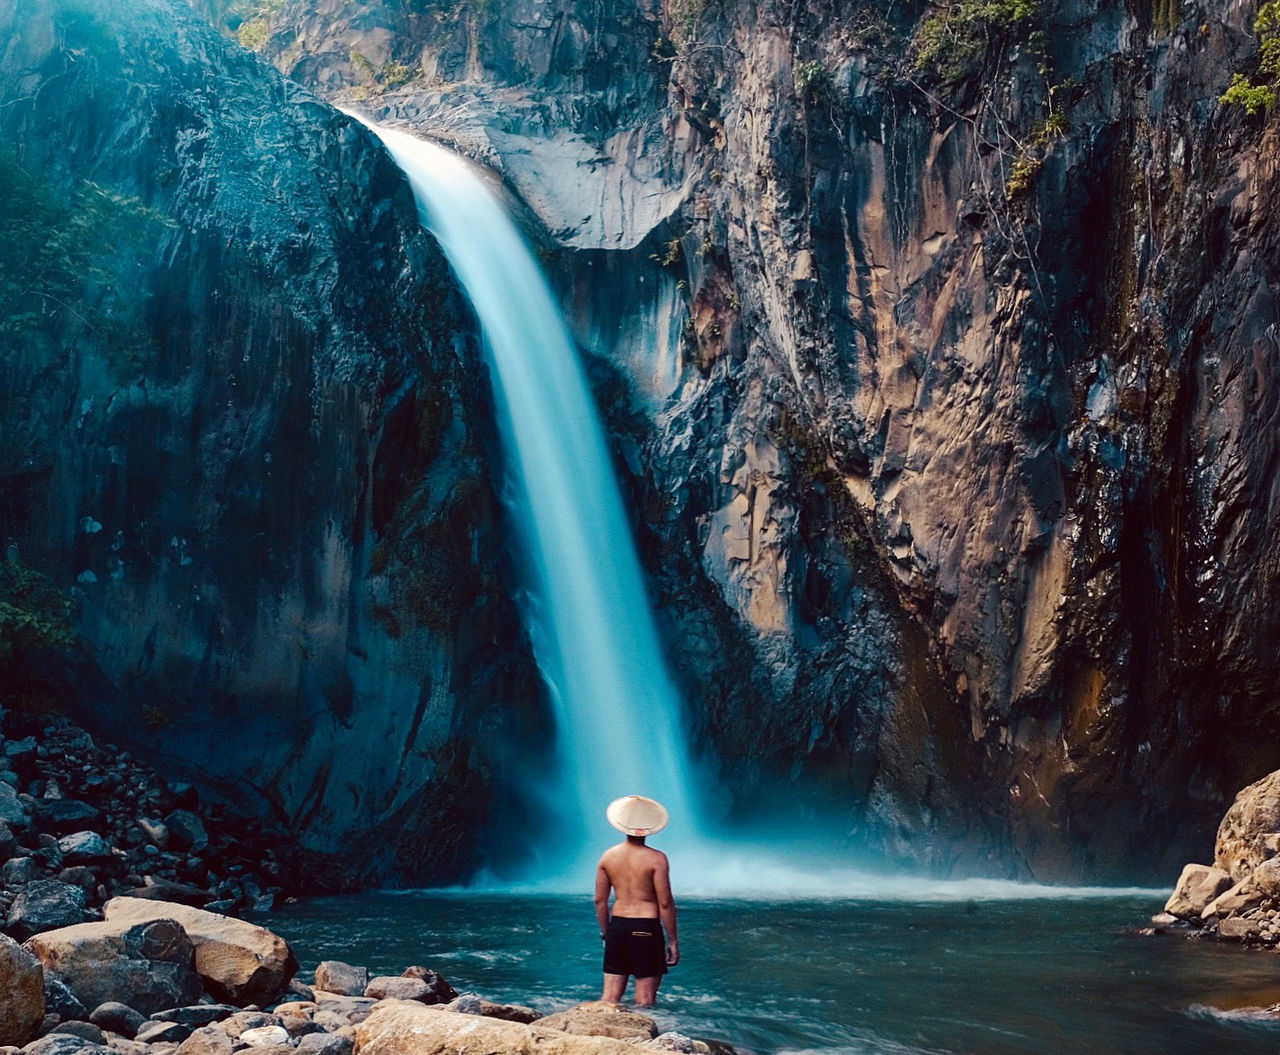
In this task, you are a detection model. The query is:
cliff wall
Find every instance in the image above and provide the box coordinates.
[0,0,546,883]
[228,0,1280,880]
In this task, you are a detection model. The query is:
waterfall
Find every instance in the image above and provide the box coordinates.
[362,122,701,879]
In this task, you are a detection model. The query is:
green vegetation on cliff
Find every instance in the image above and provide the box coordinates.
[0,557,77,708]
[1222,0,1280,113]
[0,150,171,376]
[912,0,1042,82]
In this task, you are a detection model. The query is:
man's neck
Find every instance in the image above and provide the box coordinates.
[625,834,647,846]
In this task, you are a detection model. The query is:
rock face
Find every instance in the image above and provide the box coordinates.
[228,0,1280,879]
[1214,770,1280,881]
[1163,769,1280,943]
[103,896,296,1006]
[0,932,45,1046]
[25,916,204,1015]
[0,0,546,883]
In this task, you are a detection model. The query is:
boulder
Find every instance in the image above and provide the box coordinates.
[0,822,16,861]
[2,858,38,887]
[56,869,98,896]
[444,996,540,1025]
[173,1026,234,1055]
[641,1035,712,1054]
[134,1022,191,1045]
[150,1007,239,1029]
[56,834,114,870]
[536,1003,657,1041]
[24,917,202,1015]
[314,961,368,997]
[0,933,44,1046]
[0,785,22,828]
[364,978,430,1002]
[1215,770,1280,880]
[88,1004,147,1039]
[161,814,208,855]
[356,1003,673,1055]
[6,880,88,941]
[1218,916,1261,940]
[1203,858,1280,919]
[295,1034,353,1055]
[399,969,456,1004]
[312,995,377,1033]
[44,975,89,1020]
[33,802,101,836]
[216,1013,284,1038]
[103,898,296,1006]
[1164,863,1234,918]
[47,1025,105,1046]
[17,1036,111,1055]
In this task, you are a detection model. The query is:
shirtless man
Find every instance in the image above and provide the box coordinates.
[595,795,679,1008]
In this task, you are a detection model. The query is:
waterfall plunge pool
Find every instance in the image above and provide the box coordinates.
[262,890,1280,1055]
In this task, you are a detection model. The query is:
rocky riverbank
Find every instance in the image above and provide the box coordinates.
[0,898,729,1055]
[0,710,732,1055]
[1151,768,1280,950]
[0,706,352,939]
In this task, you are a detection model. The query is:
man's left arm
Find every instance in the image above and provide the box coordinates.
[655,854,679,966]
[594,862,612,940]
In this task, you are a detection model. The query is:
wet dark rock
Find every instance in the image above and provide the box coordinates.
[25,919,202,1016]
[160,815,208,857]
[119,879,208,908]
[55,870,99,896]
[148,1008,239,1029]
[40,978,87,1025]
[33,805,101,838]
[45,1026,104,1046]
[399,967,456,1004]
[0,787,28,829]
[5,880,88,941]
[2,857,37,887]
[56,835,114,870]
[87,1004,147,1040]
[133,1023,191,1045]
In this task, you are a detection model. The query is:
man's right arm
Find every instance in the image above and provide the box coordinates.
[594,861,612,940]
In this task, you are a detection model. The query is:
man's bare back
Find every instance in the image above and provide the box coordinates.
[595,835,679,1006]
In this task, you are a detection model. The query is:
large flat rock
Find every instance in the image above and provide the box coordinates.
[355,1001,648,1055]
[24,917,202,1015]
[104,897,297,1006]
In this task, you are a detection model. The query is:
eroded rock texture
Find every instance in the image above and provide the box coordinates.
[228,0,1280,880]
[0,0,546,882]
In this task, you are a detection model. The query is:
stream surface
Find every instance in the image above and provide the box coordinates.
[265,890,1280,1055]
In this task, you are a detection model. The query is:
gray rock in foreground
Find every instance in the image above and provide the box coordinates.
[0,933,44,1046]
[25,917,202,1015]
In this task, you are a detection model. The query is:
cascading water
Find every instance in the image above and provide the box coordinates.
[361,122,702,879]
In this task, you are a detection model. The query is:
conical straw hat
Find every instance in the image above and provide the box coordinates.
[606,794,669,836]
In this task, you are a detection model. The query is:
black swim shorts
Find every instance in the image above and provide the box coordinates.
[603,915,667,978]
